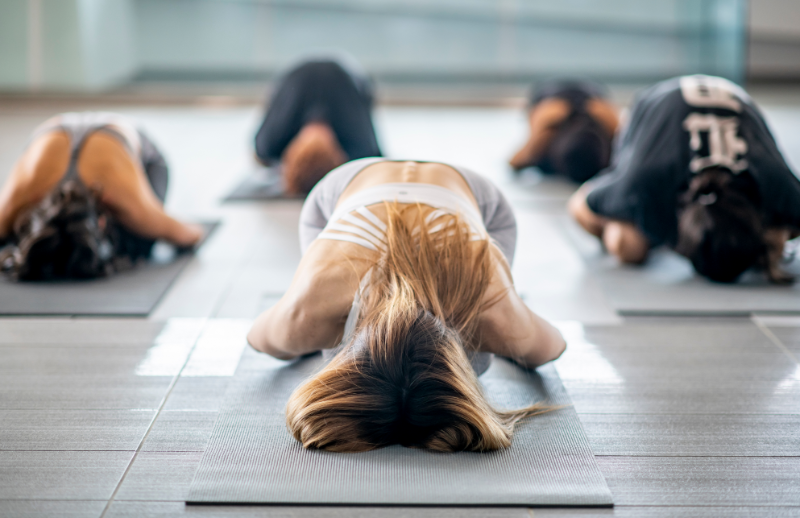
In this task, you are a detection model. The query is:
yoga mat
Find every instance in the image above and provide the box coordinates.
[224,166,303,201]
[187,347,613,507]
[562,216,800,316]
[0,222,219,316]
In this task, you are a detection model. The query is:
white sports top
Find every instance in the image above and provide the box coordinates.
[316,182,488,251]
[315,180,493,375]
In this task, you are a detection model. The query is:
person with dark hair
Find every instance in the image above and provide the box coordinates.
[568,75,800,283]
[254,58,382,195]
[0,112,204,281]
[247,158,565,452]
[509,79,619,183]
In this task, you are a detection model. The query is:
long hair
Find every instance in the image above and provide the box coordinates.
[0,179,125,280]
[674,167,786,283]
[286,203,553,452]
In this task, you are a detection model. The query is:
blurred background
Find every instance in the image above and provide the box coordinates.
[4,0,795,104]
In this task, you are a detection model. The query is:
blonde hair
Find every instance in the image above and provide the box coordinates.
[286,203,553,452]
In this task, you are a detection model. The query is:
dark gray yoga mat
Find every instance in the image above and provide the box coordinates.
[224,166,303,201]
[562,216,800,316]
[187,347,613,507]
[0,222,219,316]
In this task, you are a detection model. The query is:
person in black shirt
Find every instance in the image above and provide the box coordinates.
[254,58,382,194]
[510,79,619,183]
[568,75,800,283]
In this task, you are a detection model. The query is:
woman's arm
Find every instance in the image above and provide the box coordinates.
[0,131,71,238]
[247,241,370,359]
[509,98,572,171]
[79,132,203,247]
[476,248,565,367]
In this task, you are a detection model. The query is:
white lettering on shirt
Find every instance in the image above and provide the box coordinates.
[680,75,747,113]
[683,113,748,173]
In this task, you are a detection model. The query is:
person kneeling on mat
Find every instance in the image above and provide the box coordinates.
[568,75,800,284]
[248,158,566,452]
[254,58,382,195]
[0,112,204,281]
[509,79,619,183]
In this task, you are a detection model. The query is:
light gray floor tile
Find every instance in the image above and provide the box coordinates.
[141,411,218,452]
[0,377,171,410]
[0,345,184,377]
[115,451,203,501]
[563,378,800,414]
[0,451,132,500]
[0,319,169,345]
[597,457,800,506]
[581,414,800,456]
[213,268,295,319]
[106,501,530,517]
[0,410,154,451]
[149,262,241,319]
[533,507,800,517]
[555,321,800,414]
[0,343,194,409]
[0,500,106,518]
[512,211,619,325]
[767,326,800,360]
[162,377,232,412]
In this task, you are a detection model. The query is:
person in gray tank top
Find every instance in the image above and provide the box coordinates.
[0,112,203,280]
[247,159,566,454]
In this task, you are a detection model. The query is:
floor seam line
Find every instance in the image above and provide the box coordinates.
[753,319,800,365]
[98,318,209,518]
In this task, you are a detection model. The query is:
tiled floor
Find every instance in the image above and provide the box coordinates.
[1,94,800,517]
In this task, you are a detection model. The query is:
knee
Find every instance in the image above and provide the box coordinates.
[603,222,648,264]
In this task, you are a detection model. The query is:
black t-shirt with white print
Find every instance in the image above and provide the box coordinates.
[586,75,800,248]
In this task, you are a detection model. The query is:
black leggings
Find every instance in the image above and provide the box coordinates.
[254,60,382,163]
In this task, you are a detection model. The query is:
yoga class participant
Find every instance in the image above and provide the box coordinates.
[510,79,619,183]
[254,58,382,195]
[247,158,565,452]
[569,75,800,283]
[0,112,203,280]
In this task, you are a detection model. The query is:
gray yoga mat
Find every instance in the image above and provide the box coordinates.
[224,166,303,201]
[562,217,800,316]
[187,347,613,507]
[0,222,219,316]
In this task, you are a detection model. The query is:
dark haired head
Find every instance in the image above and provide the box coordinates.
[548,114,612,183]
[675,167,776,283]
[0,180,120,281]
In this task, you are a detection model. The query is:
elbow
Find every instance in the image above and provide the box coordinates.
[246,329,298,361]
[549,335,567,363]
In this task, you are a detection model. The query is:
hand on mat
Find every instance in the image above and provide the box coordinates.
[175,223,206,248]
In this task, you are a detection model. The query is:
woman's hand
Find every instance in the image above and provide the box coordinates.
[173,222,205,247]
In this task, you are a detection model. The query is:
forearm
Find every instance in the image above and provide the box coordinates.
[479,295,566,368]
[247,300,344,360]
[568,185,607,237]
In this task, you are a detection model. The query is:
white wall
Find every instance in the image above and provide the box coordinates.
[748,0,800,80]
[0,0,137,91]
[133,0,745,83]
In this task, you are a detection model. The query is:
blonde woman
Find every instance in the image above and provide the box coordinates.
[247,158,565,452]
